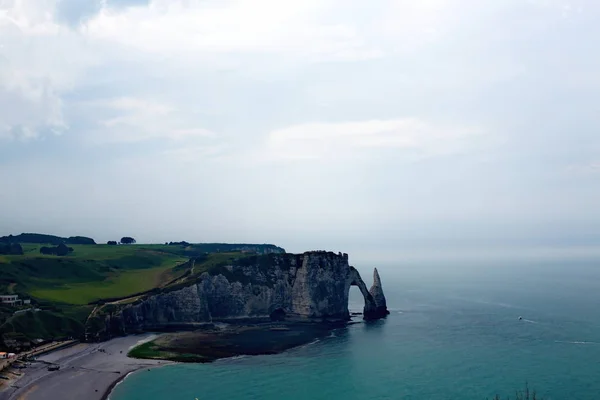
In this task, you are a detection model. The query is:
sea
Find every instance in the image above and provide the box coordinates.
[110,257,600,400]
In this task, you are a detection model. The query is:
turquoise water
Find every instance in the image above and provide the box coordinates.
[111,260,600,400]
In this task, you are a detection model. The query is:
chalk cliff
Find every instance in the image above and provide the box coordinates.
[369,268,390,318]
[113,251,388,332]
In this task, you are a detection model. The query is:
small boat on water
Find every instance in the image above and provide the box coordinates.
[518,316,523,320]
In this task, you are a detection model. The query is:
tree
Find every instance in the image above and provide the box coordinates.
[39,244,73,256]
[66,236,96,245]
[40,246,54,255]
[107,241,118,246]
[0,243,23,255]
[120,237,136,245]
[56,243,70,256]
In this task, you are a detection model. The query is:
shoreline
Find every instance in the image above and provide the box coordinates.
[3,319,361,400]
[101,368,136,400]
[101,363,167,400]
[104,320,353,399]
[0,334,169,400]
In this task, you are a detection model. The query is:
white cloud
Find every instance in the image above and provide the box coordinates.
[2,0,600,254]
[0,0,99,140]
[83,0,381,62]
[265,119,483,161]
[0,63,67,140]
[162,144,226,163]
[85,97,217,144]
[0,0,61,36]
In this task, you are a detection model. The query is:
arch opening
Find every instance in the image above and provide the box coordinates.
[347,267,381,320]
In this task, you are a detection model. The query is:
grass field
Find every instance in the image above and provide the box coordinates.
[0,244,188,305]
[29,257,186,304]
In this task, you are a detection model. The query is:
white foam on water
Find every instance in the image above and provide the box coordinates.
[555,340,600,345]
[522,319,538,324]
[298,338,320,349]
[227,355,248,360]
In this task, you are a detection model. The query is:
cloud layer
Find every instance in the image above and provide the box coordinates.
[1,0,599,261]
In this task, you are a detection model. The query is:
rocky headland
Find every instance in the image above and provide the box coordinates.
[90,251,388,362]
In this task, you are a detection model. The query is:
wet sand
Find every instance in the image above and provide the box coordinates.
[0,334,169,400]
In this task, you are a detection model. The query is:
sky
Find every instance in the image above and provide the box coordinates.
[1,0,599,263]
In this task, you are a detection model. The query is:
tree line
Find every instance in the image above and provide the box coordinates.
[107,237,136,245]
[40,243,73,256]
[0,233,95,245]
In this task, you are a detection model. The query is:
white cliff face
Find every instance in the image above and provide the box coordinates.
[117,252,388,331]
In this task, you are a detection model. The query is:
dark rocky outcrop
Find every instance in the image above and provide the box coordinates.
[107,252,388,334]
[368,268,390,319]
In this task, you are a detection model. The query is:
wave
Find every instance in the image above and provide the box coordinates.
[298,339,320,349]
[555,340,600,345]
[226,355,248,360]
[522,319,537,324]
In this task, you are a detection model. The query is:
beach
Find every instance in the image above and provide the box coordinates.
[0,334,168,400]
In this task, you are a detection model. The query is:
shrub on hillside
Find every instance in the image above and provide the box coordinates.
[0,242,23,255]
[168,241,190,246]
[39,243,74,256]
[65,236,96,245]
[120,237,136,244]
[107,241,118,245]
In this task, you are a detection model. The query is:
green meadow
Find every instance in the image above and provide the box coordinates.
[1,244,188,305]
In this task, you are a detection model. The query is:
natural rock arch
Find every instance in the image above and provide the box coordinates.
[347,267,389,320]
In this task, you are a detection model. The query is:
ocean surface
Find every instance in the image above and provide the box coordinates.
[111,258,600,400]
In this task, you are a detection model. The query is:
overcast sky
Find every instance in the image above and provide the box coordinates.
[1,0,599,263]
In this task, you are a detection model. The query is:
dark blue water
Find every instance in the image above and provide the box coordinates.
[111,259,600,400]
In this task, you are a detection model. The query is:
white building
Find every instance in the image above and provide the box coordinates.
[0,295,23,306]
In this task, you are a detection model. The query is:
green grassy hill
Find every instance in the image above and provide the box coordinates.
[0,240,285,349]
[1,310,84,342]
[0,244,189,305]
